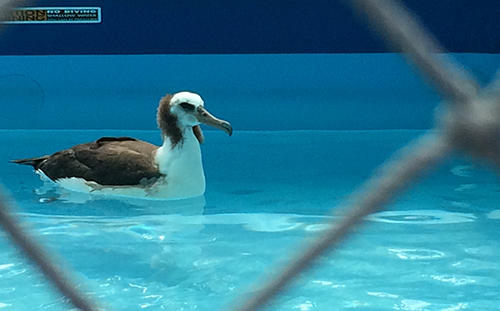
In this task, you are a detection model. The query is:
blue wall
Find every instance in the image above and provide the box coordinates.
[0,1,498,130]
[0,0,499,55]
[0,53,499,131]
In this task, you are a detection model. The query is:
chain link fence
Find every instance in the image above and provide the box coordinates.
[0,0,498,310]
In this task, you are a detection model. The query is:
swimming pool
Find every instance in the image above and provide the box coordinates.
[2,0,500,308]
[1,129,499,310]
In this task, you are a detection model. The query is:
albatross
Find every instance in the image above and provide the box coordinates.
[12,91,233,200]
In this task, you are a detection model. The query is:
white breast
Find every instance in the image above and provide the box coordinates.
[154,129,206,199]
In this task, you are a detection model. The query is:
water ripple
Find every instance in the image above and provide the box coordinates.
[368,210,476,225]
[388,248,445,260]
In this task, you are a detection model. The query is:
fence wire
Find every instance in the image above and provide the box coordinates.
[0,192,100,311]
[0,2,99,311]
[0,0,499,311]
[229,0,500,310]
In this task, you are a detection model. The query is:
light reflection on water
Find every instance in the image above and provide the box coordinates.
[0,208,498,310]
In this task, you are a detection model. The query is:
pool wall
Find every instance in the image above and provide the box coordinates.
[0,53,499,131]
[2,1,499,55]
[0,1,499,131]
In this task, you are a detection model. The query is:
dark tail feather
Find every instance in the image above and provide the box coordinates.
[10,156,49,169]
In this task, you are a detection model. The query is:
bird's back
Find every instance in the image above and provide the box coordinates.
[12,137,163,186]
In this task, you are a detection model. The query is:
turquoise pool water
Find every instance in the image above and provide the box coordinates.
[0,130,499,310]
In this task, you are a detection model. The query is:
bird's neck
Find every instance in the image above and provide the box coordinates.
[154,128,205,198]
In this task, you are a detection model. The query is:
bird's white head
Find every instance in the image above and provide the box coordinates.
[157,91,232,148]
[169,91,205,127]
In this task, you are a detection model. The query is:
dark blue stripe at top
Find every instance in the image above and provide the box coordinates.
[0,0,498,55]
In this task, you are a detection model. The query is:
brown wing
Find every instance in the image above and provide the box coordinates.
[37,137,163,186]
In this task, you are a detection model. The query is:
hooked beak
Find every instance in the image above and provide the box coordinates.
[195,106,233,136]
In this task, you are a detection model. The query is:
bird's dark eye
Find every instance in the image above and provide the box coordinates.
[180,102,195,111]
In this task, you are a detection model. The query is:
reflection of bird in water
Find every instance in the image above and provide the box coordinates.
[35,182,207,215]
[12,91,232,200]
